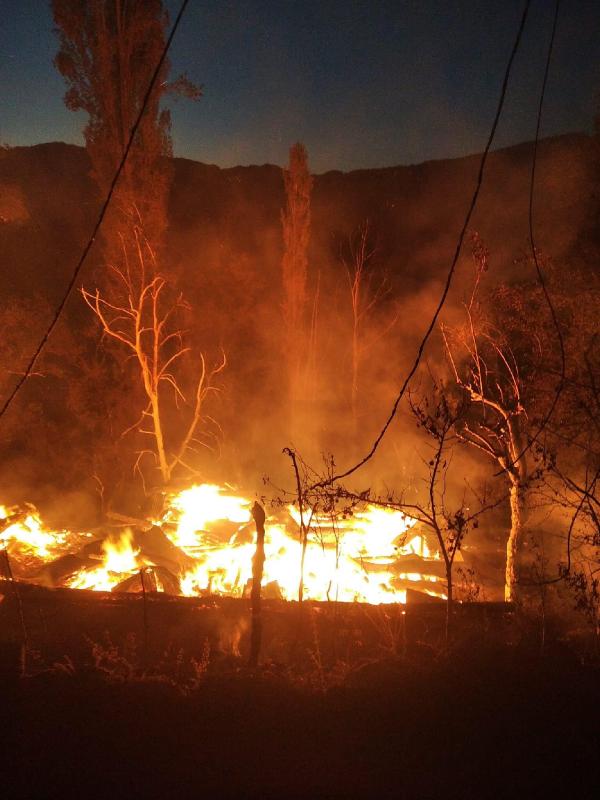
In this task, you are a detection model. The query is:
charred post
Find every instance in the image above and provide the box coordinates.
[248,501,266,668]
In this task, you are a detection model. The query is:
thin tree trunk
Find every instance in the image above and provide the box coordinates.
[298,528,308,604]
[506,478,525,602]
[150,393,169,483]
[443,553,454,647]
[284,448,308,603]
[351,317,359,429]
[248,502,266,668]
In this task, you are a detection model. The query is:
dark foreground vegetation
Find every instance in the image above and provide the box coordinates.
[1,586,599,799]
[2,641,599,799]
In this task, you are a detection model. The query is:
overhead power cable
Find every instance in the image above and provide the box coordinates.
[500,0,565,475]
[311,0,532,489]
[0,0,191,422]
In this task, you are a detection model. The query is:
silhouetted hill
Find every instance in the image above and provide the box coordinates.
[1,133,594,302]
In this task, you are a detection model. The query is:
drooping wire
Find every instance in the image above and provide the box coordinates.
[500,0,565,474]
[0,0,191,422]
[311,0,532,489]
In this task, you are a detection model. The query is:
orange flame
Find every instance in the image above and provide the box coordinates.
[68,530,143,591]
[0,504,69,560]
[1,485,445,603]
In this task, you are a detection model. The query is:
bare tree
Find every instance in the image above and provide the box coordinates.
[441,236,543,602]
[341,220,399,429]
[82,229,225,490]
[402,386,504,636]
[457,241,600,636]
[338,385,503,639]
[406,390,470,626]
[53,1,201,501]
[280,384,500,639]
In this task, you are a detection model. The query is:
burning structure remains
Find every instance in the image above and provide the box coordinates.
[1,484,446,605]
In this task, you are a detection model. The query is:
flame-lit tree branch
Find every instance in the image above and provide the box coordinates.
[442,237,600,625]
[406,388,505,632]
[283,446,311,603]
[270,450,369,605]
[534,462,600,633]
[440,235,542,603]
[82,228,225,488]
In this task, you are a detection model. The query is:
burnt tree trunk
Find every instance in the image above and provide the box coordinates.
[248,502,266,668]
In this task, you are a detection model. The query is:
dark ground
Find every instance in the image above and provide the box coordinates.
[1,586,599,799]
[1,651,599,799]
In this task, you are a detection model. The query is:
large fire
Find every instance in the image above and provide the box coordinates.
[0,485,445,604]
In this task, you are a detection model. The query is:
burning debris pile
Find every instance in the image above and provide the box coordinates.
[1,485,446,604]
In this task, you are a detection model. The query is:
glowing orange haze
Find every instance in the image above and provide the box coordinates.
[0,485,444,604]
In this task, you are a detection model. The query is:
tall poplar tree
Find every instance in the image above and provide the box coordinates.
[52,0,199,256]
[281,142,314,434]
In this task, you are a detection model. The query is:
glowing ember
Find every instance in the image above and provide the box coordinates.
[1,485,445,603]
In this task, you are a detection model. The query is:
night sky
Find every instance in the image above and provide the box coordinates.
[1,0,599,172]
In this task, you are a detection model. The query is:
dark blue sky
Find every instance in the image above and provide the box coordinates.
[1,1,599,172]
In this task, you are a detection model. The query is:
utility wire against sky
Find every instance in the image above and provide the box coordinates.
[310,0,533,490]
[0,0,191,423]
[504,0,576,584]
[501,0,565,474]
